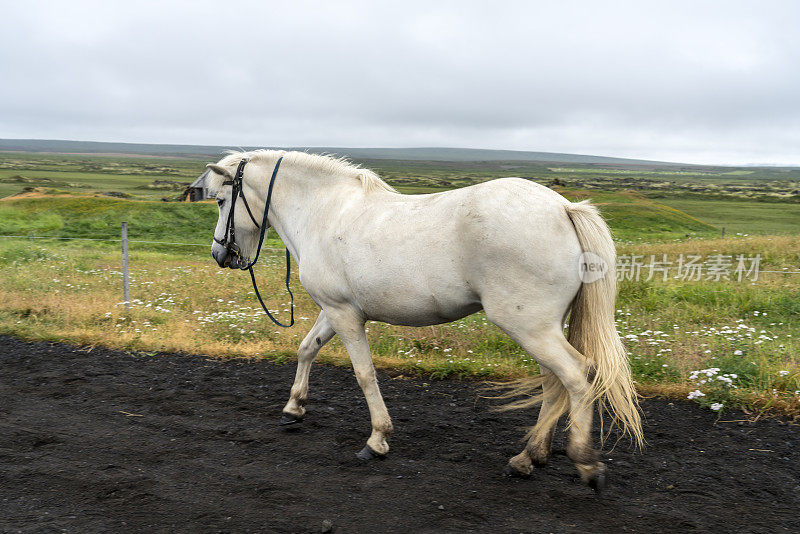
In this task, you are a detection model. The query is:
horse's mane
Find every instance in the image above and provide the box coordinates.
[218,150,396,195]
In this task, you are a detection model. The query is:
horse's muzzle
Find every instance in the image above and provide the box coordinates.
[211,242,228,268]
[212,243,248,270]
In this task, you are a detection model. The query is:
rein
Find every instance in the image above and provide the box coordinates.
[214,157,294,328]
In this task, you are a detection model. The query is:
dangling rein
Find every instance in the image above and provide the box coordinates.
[216,157,294,327]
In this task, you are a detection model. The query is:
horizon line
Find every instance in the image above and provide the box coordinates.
[1,137,798,168]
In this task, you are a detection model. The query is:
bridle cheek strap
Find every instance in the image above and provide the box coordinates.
[247,156,293,327]
[218,156,294,328]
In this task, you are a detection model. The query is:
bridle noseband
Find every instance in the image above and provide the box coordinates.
[213,156,294,327]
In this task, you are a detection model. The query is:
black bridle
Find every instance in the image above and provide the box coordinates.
[213,157,294,327]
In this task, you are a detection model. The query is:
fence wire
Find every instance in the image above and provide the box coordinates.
[0,234,284,252]
[0,234,797,273]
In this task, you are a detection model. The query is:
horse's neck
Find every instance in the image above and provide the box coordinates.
[261,163,359,262]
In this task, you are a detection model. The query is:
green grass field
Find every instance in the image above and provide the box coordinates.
[0,152,206,200]
[0,188,717,243]
[658,198,800,235]
[0,234,797,419]
[3,150,799,203]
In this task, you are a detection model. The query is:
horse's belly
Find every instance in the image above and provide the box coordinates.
[371,302,482,326]
[356,283,482,326]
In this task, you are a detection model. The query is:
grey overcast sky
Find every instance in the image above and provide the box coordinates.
[1,1,798,165]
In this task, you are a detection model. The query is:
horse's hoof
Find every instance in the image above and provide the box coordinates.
[588,470,608,493]
[531,457,549,468]
[280,414,303,426]
[503,463,531,478]
[356,445,385,461]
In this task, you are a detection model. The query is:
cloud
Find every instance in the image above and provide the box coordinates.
[1,0,798,164]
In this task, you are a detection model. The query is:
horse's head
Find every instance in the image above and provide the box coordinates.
[206,160,264,270]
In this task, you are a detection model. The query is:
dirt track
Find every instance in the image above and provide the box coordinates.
[1,335,798,533]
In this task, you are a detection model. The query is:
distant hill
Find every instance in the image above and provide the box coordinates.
[0,138,679,166]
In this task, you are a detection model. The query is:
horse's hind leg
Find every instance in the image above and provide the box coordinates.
[529,369,562,465]
[489,315,605,489]
[506,367,563,475]
[555,337,607,490]
[281,311,335,425]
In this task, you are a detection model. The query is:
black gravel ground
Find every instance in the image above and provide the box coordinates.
[0,335,798,533]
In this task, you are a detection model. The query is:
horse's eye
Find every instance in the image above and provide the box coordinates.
[216,198,225,207]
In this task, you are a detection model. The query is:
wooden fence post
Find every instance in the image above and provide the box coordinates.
[121,222,130,311]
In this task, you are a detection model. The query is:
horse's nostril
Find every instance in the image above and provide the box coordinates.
[212,248,228,268]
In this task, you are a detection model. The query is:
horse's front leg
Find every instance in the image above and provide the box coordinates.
[325,308,393,460]
[281,311,335,425]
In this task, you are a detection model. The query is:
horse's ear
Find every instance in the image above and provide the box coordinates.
[206,164,233,179]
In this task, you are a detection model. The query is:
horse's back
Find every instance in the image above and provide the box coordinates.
[365,176,583,282]
[455,177,581,256]
[452,178,584,309]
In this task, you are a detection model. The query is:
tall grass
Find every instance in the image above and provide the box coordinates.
[0,234,797,419]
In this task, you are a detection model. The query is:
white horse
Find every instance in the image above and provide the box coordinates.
[206,150,642,491]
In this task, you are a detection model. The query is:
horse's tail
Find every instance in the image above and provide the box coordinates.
[564,200,643,447]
